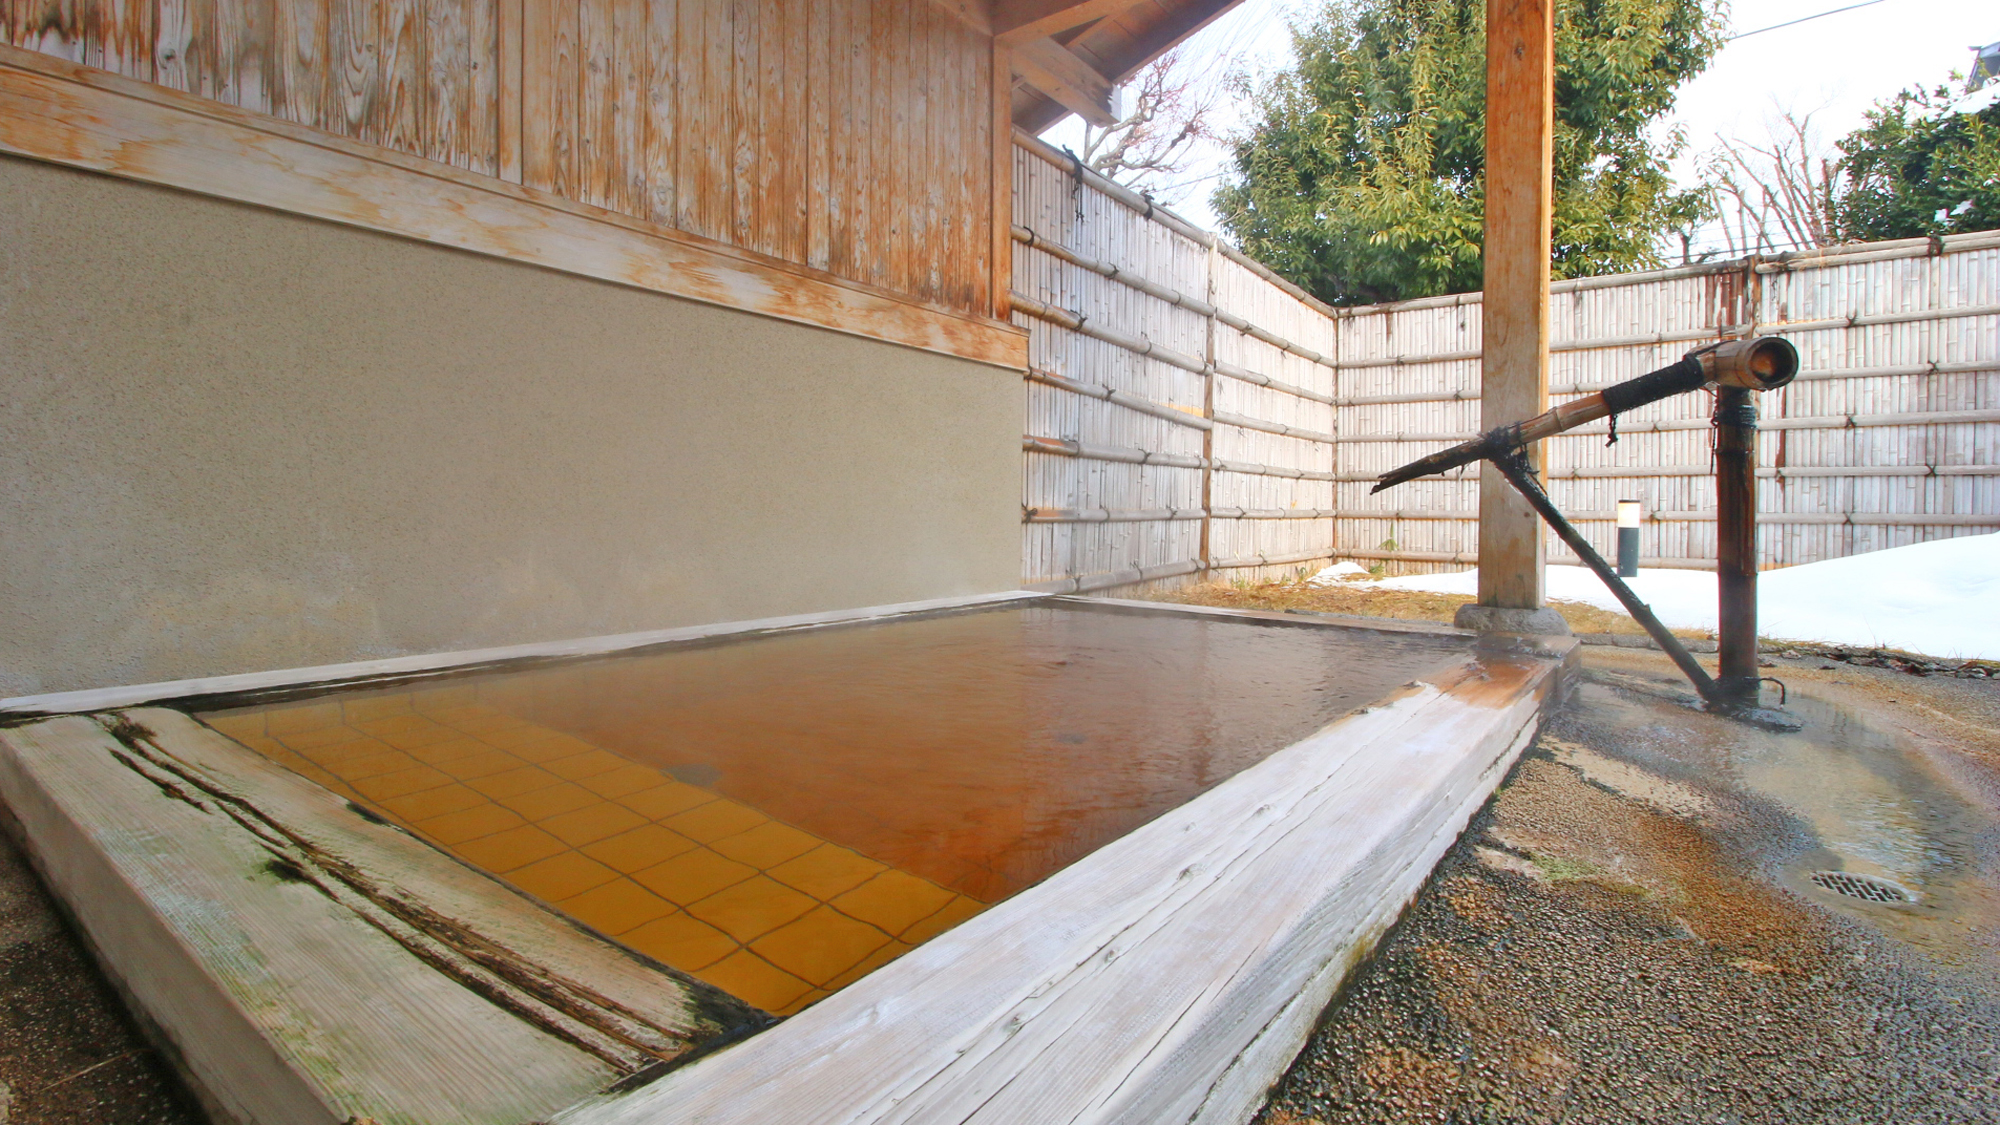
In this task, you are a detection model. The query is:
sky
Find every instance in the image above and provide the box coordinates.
[1038,0,2000,247]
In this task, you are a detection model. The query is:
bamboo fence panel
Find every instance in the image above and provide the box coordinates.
[1011,140,1998,589]
[1335,234,2000,573]
[1013,136,1339,593]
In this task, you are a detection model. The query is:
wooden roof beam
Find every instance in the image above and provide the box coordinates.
[994,0,1143,43]
[1009,0,1244,132]
[1012,37,1119,127]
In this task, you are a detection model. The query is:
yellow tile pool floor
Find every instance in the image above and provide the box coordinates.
[204,685,984,1015]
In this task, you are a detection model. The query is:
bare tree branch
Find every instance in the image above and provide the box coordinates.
[1697,111,1840,255]
[1076,49,1231,191]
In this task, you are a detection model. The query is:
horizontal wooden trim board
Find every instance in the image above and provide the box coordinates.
[553,605,1573,1125]
[0,46,1027,371]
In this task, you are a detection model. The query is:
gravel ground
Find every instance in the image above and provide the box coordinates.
[1257,647,2000,1125]
[0,825,203,1124]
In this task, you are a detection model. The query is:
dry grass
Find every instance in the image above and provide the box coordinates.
[1154,576,1707,639]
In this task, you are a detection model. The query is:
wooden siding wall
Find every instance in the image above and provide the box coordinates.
[1010,143,1998,591]
[2,0,995,316]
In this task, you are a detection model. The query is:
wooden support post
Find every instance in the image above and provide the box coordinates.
[1468,0,1556,628]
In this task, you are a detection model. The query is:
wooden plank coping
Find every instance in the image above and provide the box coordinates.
[0,707,764,1125]
[0,597,1573,1124]
[0,44,1028,372]
[553,632,1576,1125]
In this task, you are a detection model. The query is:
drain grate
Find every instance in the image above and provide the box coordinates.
[1810,870,1915,904]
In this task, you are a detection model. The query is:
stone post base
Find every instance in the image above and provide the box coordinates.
[1453,604,1574,636]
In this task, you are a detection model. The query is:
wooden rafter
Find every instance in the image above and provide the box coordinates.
[1009,0,1243,131]
[1011,36,1118,127]
[993,0,1142,42]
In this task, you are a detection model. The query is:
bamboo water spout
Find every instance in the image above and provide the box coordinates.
[1373,336,1803,730]
[1371,338,1799,493]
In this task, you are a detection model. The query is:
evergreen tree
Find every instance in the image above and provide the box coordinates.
[1834,85,2000,241]
[1215,0,1722,305]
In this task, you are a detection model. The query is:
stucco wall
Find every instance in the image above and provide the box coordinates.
[0,155,1023,696]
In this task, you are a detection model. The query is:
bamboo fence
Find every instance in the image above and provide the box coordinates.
[1011,133,1999,588]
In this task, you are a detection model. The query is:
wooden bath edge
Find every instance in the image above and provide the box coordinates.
[0,596,1575,1124]
[0,707,773,1125]
[552,636,1577,1125]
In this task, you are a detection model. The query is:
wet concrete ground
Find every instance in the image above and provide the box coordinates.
[0,827,201,1124]
[1258,645,2000,1124]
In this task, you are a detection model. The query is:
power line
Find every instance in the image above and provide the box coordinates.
[1727,0,1891,42]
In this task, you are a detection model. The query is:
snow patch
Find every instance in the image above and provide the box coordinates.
[1312,533,2000,660]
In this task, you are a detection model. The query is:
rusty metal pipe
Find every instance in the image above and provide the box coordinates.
[1489,449,1721,698]
[1371,338,1798,492]
[1715,387,1760,704]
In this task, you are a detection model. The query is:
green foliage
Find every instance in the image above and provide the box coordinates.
[1833,85,2000,241]
[1214,0,1722,305]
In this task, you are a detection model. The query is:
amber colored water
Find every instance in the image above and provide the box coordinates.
[202,605,1462,1014]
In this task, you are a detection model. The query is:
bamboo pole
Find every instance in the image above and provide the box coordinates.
[1211,411,1336,444]
[1333,407,2000,444]
[1025,508,1340,524]
[1011,225,1339,369]
[1011,129,1344,319]
[1021,435,1345,481]
[1024,367,1212,430]
[1201,241,1218,576]
[1338,357,2000,406]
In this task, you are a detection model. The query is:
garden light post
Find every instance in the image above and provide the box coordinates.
[1616,500,1642,577]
